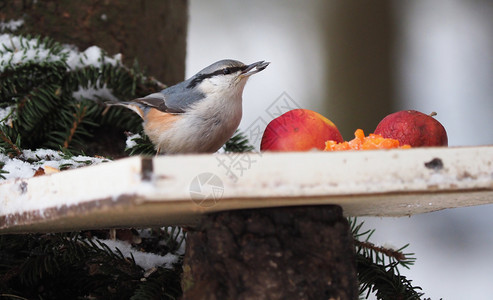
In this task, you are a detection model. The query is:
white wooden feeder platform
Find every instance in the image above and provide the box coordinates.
[1,146,493,233]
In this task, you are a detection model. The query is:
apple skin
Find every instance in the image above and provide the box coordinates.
[261,109,343,151]
[374,110,448,147]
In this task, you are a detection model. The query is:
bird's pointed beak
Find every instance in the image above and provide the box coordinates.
[240,61,270,77]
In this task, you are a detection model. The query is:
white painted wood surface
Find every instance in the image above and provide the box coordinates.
[1,146,493,233]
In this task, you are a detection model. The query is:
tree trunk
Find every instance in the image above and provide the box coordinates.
[182,205,358,300]
[0,0,188,85]
[324,1,395,138]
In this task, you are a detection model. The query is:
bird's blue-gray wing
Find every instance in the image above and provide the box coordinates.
[132,79,205,114]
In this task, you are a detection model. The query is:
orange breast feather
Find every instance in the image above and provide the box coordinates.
[144,109,181,136]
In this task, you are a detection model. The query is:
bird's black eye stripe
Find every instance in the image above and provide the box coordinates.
[217,66,245,76]
[222,66,246,75]
[187,65,248,88]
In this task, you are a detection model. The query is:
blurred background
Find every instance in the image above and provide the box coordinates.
[2,0,492,298]
[187,0,493,299]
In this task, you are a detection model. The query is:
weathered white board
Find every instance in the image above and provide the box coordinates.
[1,146,493,233]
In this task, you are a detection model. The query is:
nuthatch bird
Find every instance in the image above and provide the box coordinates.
[112,59,269,154]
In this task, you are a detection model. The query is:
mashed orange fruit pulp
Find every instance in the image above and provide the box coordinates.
[324,129,411,151]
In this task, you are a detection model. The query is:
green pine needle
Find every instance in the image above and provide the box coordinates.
[0,34,163,157]
[349,217,424,299]
[223,130,255,153]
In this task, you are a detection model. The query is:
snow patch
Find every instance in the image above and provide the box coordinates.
[125,133,142,150]
[381,242,397,251]
[95,238,180,270]
[0,34,122,73]
[0,149,109,181]
[72,83,121,102]
[66,45,121,69]
[0,106,14,126]
[0,19,24,31]
[0,154,36,179]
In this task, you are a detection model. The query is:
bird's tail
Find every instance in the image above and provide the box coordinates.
[102,101,145,119]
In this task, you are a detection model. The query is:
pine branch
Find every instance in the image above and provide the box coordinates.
[125,129,256,156]
[0,293,29,300]
[63,104,88,149]
[1,34,164,156]
[125,132,157,156]
[357,254,424,300]
[0,161,7,179]
[349,217,424,299]
[354,240,407,265]
[222,130,255,153]
[130,265,183,300]
[0,33,190,299]
[0,125,21,157]
[0,232,184,299]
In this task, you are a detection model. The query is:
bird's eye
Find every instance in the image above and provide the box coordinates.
[222,68,231,75]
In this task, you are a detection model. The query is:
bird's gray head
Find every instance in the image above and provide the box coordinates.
[187,59,269,93]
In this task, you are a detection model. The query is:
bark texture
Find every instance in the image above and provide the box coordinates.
[182,205,358,300]
[0,0,188,84]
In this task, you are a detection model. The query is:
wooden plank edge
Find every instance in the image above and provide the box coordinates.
[2,188,493,234]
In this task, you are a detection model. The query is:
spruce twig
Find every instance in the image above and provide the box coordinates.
[0,128,21,157]
[63,104,88,149]
[0,231,184,299]
[0,293,29,300]
[354,240,406,264]
[350,217,424,299]
[0,34,163,156]
[222,130,255,153]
